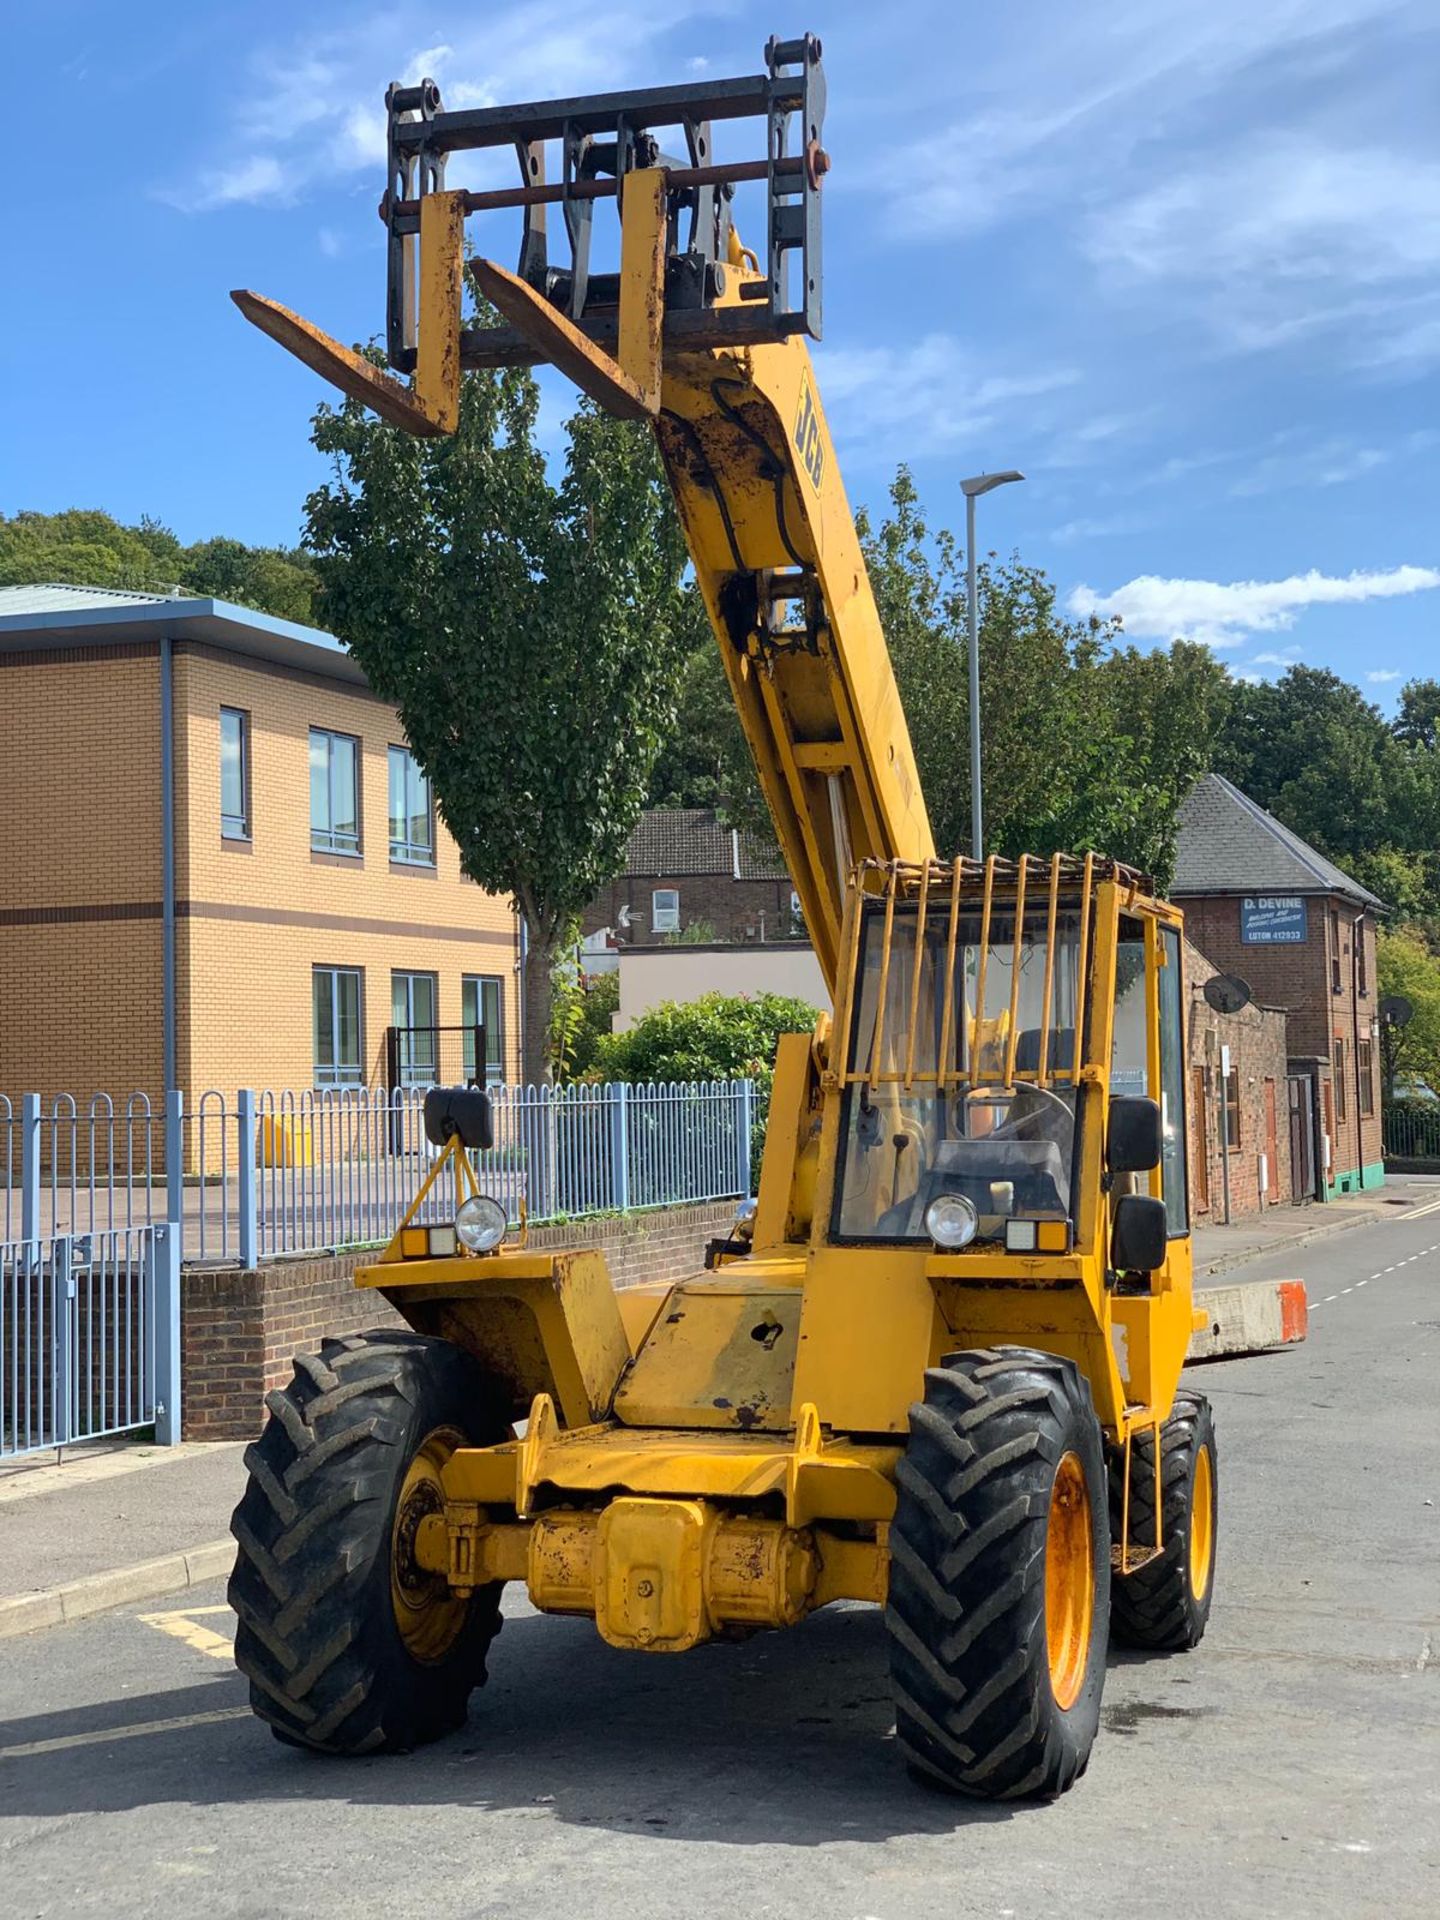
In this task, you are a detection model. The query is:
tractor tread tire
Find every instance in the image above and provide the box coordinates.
[1109,1388,1217,1651]
[886,1346,1110,1802]
[228,1329,504,1755]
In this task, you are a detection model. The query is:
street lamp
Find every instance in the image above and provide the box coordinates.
[959,470,1025,861]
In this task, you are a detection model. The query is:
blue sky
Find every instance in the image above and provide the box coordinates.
[6,0,1438,699]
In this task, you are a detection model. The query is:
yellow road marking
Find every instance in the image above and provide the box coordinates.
[142,1604,233,1621]
[138,1610,235,1661]
[0,1706,250,1760]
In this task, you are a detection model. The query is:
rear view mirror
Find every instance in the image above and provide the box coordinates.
[1107,1096,1162,1174]
[1111,1194,1167,1272]
[423,1086,494,1152]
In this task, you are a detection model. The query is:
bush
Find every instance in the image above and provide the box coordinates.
[565,971,621,1081]
[589,990,819,1165]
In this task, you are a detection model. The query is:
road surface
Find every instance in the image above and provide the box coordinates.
[2,1201,1437,1918]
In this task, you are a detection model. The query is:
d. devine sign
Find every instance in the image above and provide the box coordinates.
[1240,895,1308,945]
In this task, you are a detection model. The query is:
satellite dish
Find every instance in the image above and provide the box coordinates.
[1203,973,1252,1015]
[1380,994,1414,1028]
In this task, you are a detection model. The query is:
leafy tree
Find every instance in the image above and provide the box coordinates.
[305,357,689,1082]
[1377,927,1440,1099]
[564,970,621,1082]
[1392,677,1440,752]
[590,989,818,1161]
[0,508,316,622]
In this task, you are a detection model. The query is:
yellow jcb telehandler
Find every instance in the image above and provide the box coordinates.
[228,34,1218,1798]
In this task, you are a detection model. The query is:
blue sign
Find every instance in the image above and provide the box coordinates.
[1240,895,1308,945]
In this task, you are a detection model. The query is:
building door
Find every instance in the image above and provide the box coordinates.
[1191,1066,1210,1213]
[1264,1078,1280,1203]
[1287,1074,1314,1205]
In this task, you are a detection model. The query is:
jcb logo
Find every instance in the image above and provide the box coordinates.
[794,377,824,491]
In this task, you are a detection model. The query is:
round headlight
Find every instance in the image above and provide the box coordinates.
[456,1194,507,1253]
[732,1197,758,1243]
[925,1192,979,1251]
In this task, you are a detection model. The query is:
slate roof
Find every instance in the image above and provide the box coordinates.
[623,808,788,880]
[1171,773,1384,911]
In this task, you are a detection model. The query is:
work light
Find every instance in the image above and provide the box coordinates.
[456,1194,507,1253]
[925,1192,979,1250]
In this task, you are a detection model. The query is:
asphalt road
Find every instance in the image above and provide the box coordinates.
[2,1204,1437,1920]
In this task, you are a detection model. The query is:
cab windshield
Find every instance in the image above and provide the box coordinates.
[833,900,1084,1244]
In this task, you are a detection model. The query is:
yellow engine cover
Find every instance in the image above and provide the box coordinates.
[613,1280,800,1431]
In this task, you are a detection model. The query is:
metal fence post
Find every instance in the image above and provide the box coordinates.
[237,1089,258,1268]
[21,1091,40,1247]
[738,1078,755,1197]
[151,1221,182,1445]
[165,1089,184,1237]
[51,1236,76,1447]
[610,1082,630,1212]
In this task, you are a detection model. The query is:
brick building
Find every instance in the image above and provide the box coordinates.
[0,584,520,1104]
[1185,937,1292,1219]
[583,807,801,948]
[1173,773,1384,1198]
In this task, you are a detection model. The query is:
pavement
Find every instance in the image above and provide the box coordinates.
[0,1200,1435,1917]
[2,1178,1435,1638]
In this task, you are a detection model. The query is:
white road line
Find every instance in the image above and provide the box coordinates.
[0,1706,249,1761]
[1356,1280,1367,1287]
[1323,1295,1338,1303]
[1342,1288,1353,1295]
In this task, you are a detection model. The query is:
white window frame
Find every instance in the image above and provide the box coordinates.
[651,888,680,935]
[462,974,505,1084]
[220,707,250,840]
[388,745,435,865]
[313,966,364,1086]
[310,728,361,856]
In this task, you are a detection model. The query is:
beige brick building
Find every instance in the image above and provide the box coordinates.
[0,585,520,1105]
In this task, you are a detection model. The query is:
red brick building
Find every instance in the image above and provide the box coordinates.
[583,809,801,949]
[1172,774,1384,1199]
[1185,938,1292,1220]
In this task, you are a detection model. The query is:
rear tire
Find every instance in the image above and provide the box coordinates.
[1109,1388,1217,1651]
[886,1347,1111,1800]
[229,1329,508,1755]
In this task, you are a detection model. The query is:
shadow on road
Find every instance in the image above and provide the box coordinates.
[0,1604,1045,1843]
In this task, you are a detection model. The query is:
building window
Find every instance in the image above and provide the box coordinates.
[651,888,680,935]
[1358,1038,1375,1118]
[220,708,250,839]
[391,971,439,1086]
[1334,1038,1347,1124]
[1329,908,1341,993]
[462,975,505,1085]
[313,967,363,1086]
[388,746,435,865]
[1355,918,1368,996]
[1223,1068,1241,1150]
[310,729,361,856]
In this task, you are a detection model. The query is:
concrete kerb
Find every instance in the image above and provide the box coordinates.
[0,1540,235,1639]
[1194,1199,1392,1281]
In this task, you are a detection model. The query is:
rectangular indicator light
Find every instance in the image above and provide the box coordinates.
[427,1225,459,1258]
[400,1226,429,1259]
[1004,1220,1038,1253]
[1037,1220,1071,1253]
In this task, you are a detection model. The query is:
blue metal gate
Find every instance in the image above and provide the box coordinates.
[0,1225,181,1461]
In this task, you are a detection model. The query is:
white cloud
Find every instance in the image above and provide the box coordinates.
[1069,564,1440,647]
[1366,668,1402,682]
[818,333,1077,458]
[163,3,728,212]
[1250,648,1303,668]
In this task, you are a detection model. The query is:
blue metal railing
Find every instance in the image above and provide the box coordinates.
[1,1080,754,1270]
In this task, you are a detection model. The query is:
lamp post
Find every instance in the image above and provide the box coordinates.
[959,470,1025,861]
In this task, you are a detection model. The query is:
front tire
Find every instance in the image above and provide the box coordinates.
[886,1347,1111,1800]
[229,1329,508,1755]
[1109,1388,1217,1650]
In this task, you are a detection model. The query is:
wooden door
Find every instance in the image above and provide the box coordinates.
[1264,1078,1279,1203]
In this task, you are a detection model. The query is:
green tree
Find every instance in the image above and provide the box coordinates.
[564,970,621,1081]
[590,989,818,1162]
[1377,926,1440,1099]
[305,359,689,1082]
[180,535,316,623]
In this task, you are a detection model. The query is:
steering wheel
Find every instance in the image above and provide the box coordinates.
[963,1082,1074,1142]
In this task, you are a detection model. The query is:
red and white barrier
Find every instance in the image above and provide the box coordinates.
[1189,1280,1308,1361]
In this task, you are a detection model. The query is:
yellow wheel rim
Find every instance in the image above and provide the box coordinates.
[1045,1451,1095,1712]
[391,1425,467,1664]
[1189,1442,1215,1603]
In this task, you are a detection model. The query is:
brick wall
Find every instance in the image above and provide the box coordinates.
[1184,938,1292,1219]
[181,1199,738,1439]
[1178,892,1382,1188]
[584,870,798,947]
